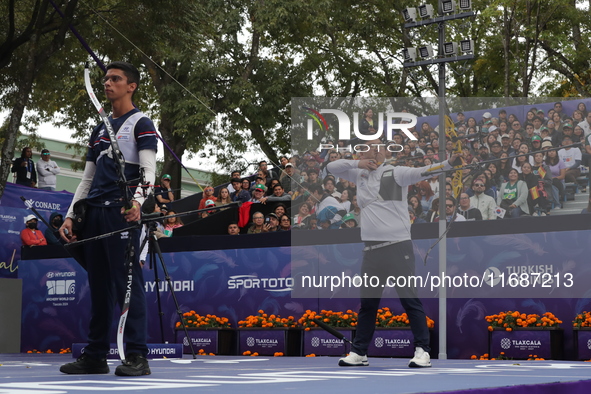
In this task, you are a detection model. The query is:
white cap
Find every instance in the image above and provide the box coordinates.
[483,112,492,118]
[24,214,37,223]
[488,125,498,133]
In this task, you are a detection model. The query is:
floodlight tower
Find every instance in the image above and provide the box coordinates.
[402,0,475,360]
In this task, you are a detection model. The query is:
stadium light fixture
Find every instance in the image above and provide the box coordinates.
[418,4,435,19]
[459,39,474,53]
[441,0,456,14]
[418,45,434,58]
[402,7,418,22]
[458,0,472,12]
[402,47,417,62]
[443,42,458,56]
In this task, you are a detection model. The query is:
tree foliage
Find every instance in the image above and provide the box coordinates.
[1,0,590,198]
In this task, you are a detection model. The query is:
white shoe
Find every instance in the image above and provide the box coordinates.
[408,347,431,368]
[338,351,369,366]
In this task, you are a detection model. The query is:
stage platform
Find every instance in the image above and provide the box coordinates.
[1,354,590,393]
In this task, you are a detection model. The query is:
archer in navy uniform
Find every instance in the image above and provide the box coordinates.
[329,138,458,369]
[59,62,157,376]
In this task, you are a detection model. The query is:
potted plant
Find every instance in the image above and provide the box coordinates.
[572,311,591,360]
[486,311,563,360]
[175,311,234,355]
[299,309,357,356]
[237,310,300,356]
[369,307,435,357]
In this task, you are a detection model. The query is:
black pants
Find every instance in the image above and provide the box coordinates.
[82,205,148,358]
[351,240,430,356]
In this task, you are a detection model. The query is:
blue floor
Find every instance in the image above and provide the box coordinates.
[1,354,591,393]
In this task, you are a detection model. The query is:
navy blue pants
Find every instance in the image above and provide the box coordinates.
[81,204,148,358]
[351,240,430,356]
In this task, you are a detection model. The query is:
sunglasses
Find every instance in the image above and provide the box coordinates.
[101,75,126,84]
[446,204,454,208]
[474,183,484,187]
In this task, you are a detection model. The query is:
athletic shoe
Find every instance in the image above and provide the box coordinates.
[338,351,369,366]
[408,347,431,368]
[60,354,109,374]
[115,353,151,376]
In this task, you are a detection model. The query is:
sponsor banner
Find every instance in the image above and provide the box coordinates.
[303,329,352,356]
[72,343,182,359]
[238,329,286,355]
[490,330,557,359]
[574,330,591,360]
[0,183,72,279]
[175,329,234,355]
[368,329,414,357]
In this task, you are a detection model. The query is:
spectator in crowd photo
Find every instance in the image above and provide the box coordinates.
[277,215,292,231]
[247,212,265,234]
[499,168,530,218]
[320,150,340,179]
[274,203,287,219]
[215,187,233,207]
[21,214,47,246]
[11,146,37,188]
[293,202,311,228]
[544,144,566,208]
[44,212,64,245]
[163,211,183,236]
[554,102,566,120]
[457,192,482,221]
[323,177,341,199]
[154,174,174,207]
[266,183,291,202]
[249,184,267,203]
[241,178,252,193]
[424,198,439,223]
[558,135,582,183]
[279,163,297,194]
[500,134,514,156]
[226,170,241,193]
[36,149,61,191]
[257,161,276,182]
[530,135,543,152]
[261,213,279,232]
[309,183,344,230]
[520,162,550,216]
[470,178,497,220]
[408,195,424,220]
[416,180,435,212]
[339,189,352,212]
[341,212,359,228]
[573,125,585,143]
[300,152,321,173]
[306,168,321,188]
[408,207,426,224]
[579,111,591,137]
[227,222,240,235]
[439,196,465,222]
[198,186,216,210]
[266,179,280,196]
[230,178,251,203]
[358,108,376,136]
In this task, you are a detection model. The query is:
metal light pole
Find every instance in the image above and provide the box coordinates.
[402,2,475,360]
